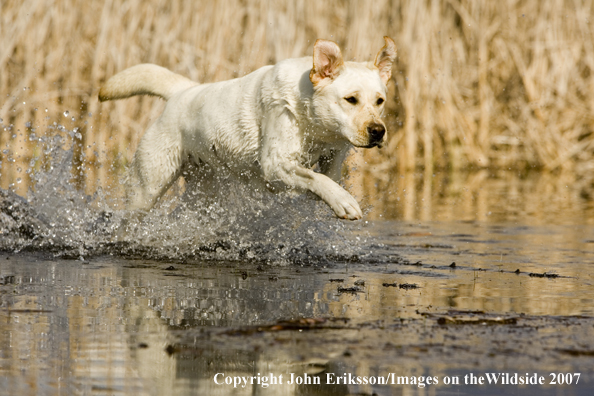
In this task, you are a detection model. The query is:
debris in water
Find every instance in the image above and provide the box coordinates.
[420,310,518,325]
[529,272,559,278]
[556,348,594,356]
[399,283,419,290]
[337,286,362,294]
[436,316,517,325]
[383,282,419,289]
[220,317,351,336]
[165,345,177,356]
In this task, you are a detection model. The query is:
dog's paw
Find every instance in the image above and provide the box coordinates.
[329,192,363,220]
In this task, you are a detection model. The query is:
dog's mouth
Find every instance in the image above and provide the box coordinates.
[354,137,385,149]
[362,141,383,149]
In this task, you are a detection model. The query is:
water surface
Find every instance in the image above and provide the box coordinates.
[1,133,594,395]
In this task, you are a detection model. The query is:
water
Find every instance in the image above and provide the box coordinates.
[1,127,594,395]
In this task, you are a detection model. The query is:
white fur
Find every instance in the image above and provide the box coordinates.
[99,37,396,219]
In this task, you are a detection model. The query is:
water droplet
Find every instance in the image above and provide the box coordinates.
[63,111,69,117]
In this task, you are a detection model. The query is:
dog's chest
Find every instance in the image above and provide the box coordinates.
[300,143,333,169]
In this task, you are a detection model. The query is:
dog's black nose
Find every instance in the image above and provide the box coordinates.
[367,123,385,144]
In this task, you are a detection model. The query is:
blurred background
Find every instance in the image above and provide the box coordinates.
[2,0,594,222]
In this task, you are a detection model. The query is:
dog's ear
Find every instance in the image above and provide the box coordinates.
[374,36,397,85]
[310,39,344,86]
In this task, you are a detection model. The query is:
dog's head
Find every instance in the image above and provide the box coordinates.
[309,37,396,148]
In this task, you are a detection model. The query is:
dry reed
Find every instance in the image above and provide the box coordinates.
[2,0,594,202]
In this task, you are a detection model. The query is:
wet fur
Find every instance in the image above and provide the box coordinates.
[99,37,396,219]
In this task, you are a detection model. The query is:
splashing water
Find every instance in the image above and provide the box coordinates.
[0,123,373,265]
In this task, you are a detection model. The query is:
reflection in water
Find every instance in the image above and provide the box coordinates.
[1,216,594,396]
[357,168,594,224]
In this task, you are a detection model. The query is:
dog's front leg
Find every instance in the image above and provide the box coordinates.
[261,110,362,220]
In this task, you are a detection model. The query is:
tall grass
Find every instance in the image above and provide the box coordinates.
[2,0,594,198]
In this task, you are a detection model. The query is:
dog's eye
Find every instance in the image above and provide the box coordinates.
[376,98,385,105]
[345,96,358,105]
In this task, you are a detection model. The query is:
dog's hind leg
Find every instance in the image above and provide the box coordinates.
[124,120,183,211]
[176,158,219,209]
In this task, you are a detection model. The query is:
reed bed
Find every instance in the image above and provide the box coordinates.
[2,0,594,200]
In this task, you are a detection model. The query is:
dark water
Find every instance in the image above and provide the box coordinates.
[1,131,594,395]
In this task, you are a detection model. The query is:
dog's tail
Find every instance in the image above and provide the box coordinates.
[98,64,199,102]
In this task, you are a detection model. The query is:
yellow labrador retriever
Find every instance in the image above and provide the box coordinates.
[99,37,396,219]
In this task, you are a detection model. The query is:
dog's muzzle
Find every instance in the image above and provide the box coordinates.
[367,123,386,147]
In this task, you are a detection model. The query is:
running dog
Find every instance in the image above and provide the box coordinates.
[99,37,396,219]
